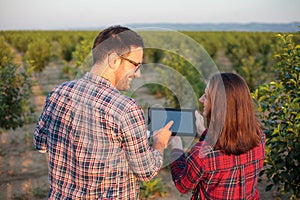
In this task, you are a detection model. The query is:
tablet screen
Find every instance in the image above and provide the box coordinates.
[148,107,196,136]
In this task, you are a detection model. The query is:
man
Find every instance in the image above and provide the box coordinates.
[34,25,173,199]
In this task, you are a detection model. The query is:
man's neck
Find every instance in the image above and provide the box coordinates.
[90,65,116,87]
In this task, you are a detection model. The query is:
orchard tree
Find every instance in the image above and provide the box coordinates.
[0,36,33,131]
[25,37,53,73]
[253,34,300,199]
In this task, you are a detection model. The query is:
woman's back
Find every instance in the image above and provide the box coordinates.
[171,134,265,200]
[170,73,266,200]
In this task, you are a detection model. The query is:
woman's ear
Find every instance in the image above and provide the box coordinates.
[107,53,121,70]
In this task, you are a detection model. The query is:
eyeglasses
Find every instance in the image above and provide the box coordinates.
[118,54,142,73]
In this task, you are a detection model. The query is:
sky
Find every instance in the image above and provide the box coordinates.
[0,0,299,30]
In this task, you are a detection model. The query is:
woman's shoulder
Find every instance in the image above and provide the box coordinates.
[191,136,265,172]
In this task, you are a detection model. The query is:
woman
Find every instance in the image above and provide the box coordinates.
[170,73,266,200]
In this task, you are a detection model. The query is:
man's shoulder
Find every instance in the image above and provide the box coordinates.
[111,91,139,111]
[51,79,78,93]
[99,88,141,115]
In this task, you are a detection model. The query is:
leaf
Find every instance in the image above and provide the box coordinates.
[266,184,274,191]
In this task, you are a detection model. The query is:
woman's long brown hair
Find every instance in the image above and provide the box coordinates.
[206,73,262,155]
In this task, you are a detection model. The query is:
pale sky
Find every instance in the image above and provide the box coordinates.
[0,0,299,30]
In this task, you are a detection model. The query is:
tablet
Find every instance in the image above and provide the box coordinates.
[148,107,196,136]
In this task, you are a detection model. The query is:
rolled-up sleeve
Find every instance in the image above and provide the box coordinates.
[33,95,51,151]
[120,105,163,182]
[170,144,205,194]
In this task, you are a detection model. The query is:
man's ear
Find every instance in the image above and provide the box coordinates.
[107,53,121,70]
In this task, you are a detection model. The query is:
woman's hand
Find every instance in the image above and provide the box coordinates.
[169,136,183,150]
[195,110,205,138]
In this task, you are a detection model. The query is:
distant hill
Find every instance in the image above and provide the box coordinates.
[118,22,300,32]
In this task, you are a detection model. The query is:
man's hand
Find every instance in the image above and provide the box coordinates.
[195,110,205,138]
[152,121,174,154]
[38,149,47,153]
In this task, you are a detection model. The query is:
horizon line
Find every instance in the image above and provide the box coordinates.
[1,21,299,31]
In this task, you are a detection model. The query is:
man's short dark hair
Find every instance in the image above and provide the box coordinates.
[92,25,144,65]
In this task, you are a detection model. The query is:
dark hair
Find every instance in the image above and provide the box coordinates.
[92,25,144,65]
[206,73,262,155]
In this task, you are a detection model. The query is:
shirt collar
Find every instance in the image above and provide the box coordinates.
[83,72,114,89]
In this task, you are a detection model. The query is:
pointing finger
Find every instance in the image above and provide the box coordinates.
[164,120,174,130]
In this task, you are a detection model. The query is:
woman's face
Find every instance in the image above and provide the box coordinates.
[199,85,210,117]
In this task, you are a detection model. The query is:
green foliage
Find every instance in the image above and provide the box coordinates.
[25,37,53,73]
[59,35,76,61]
[56,31,90,62]
[140,178,167,199]
[0,62,34,130]
[2,31,34,53]
[0,64,33,131]
[252,34,300,198]
[160,51,204,108]
[32,186,48,198]
[0,34,34,131]
[143,48,164,64]
[68,39,93,78]
[183,31,222,58]
[72,39,93,67]
[223,32,278,90]
[0,36,13,66]
[240,55,265,91]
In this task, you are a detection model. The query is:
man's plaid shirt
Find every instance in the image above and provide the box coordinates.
[34,72,163,199]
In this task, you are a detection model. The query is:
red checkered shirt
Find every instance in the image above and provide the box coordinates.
[171,133,266,200]
[34,72,163,199]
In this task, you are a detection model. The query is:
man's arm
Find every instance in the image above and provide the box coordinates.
[33,95,52,152]
[120,105,172,182]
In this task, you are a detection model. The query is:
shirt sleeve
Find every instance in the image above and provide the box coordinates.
[170,142,207,194]
[120,104,163,182]
[33,93,52,151]
[199,129,208,141]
